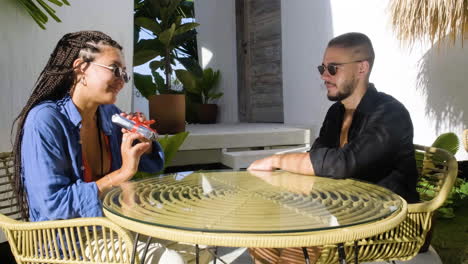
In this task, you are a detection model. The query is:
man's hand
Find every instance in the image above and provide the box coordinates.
[249,170,315,194]
[248,153,315,175]
[247,155,279,171]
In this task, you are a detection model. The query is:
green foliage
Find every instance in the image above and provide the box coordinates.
[432,132,459,155]
[133,131,189,180]
[176,68,223,104]
[417,132,468,219]
[17,0,70,29]
[134,0,201,97]
[431,197,468,263]
[158,131,189,167]
[439,178,468,218]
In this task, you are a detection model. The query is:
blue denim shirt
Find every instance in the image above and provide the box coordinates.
[21,96,164,222]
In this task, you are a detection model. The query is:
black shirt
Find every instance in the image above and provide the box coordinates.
[309,84,419,203]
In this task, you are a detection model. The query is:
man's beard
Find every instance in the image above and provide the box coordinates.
[327,79,355,102]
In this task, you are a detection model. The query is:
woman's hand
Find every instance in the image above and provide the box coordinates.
[119,131,151,181]
[96,112,153,193]
[96,132,150,193]
[120,112,153,154]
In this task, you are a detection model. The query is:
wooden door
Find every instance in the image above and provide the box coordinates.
[236,0,284,123]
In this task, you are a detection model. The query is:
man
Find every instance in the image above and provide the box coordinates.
[249,32,418,202]
[248,31,419,263]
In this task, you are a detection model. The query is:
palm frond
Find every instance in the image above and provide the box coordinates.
[17,0,70,29]
[389,0,468,47]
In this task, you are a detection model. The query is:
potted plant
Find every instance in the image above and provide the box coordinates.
[176,68,223,124]
[133,0,200,134]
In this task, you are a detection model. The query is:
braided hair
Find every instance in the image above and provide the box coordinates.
[11,31,123,220]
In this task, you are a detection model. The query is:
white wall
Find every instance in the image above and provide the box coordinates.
[281,0,468,160]
[0,0,133,153]
[194,0,238,123]
[281,0,334,132]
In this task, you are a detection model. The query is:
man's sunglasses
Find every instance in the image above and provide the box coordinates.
[317,59,367,76]
[91,62,131,83]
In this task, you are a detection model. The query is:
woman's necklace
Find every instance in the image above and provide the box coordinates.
[96,113,103,178]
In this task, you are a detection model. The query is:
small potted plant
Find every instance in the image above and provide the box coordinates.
[176,68,223,124]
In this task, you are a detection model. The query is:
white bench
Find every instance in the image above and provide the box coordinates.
[171,123,312,169]
[221,146,311,170]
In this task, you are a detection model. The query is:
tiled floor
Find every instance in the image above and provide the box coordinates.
[208,246,442,264]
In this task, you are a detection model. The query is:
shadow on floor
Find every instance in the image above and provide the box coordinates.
[210,246,443,264]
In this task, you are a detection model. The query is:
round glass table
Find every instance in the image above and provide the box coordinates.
[102,170,407,249]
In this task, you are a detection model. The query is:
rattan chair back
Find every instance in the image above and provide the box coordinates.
[0,152,21,221]
[317,144,458,263]
[0,152,136,264]
[463,129,468,152]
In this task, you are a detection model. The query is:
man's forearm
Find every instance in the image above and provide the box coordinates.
[273,153,315,175]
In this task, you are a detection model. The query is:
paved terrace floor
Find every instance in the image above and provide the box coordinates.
[209,246,442,264]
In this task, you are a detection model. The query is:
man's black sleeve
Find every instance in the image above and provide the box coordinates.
[309,101,414,181]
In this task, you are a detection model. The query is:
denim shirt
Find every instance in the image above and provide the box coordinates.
[21,96,164,221]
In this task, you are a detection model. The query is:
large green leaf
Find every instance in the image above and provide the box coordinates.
[174,15,182,28]
[135,39,165,52]
[133,73,157,98]
[166,0,182,21]
[149,60,165,71]
[157,131,189,168]
[160,7,169,27]
[177,57,203,77]
[151,70,166,93]
[147,0,162,18]
[432,132,459,155]
[175,30,198,59]
[159,23,176,47]
[134,49,161,66]
[174,22,199,35]
[135,17,162,34]
[173,29,197,46]
[134,131,190,179]
[178,0,195,18]
[175,69,197,92]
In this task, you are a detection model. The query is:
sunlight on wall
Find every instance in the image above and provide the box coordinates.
[201,47,214,69]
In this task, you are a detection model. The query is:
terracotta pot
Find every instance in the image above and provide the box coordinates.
[197,104,218,124]
[148,94,185,134]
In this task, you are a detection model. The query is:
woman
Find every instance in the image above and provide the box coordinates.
[11,31,204,263]
[12,30,163,222]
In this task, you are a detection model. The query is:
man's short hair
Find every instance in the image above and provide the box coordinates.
[328,32,375,71]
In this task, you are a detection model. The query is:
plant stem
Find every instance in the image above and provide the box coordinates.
[165,48,172,92]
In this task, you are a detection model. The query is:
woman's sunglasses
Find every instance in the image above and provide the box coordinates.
[91,62,131,83]
[317,59,367,76]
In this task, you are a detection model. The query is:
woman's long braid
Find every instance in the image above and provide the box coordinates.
[11,31,122,220]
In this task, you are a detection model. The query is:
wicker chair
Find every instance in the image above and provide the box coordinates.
[0,152,135,264]
[463,129,468,152]
[315,144,458,263]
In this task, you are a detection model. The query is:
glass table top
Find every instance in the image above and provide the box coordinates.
[102,170,403,234]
